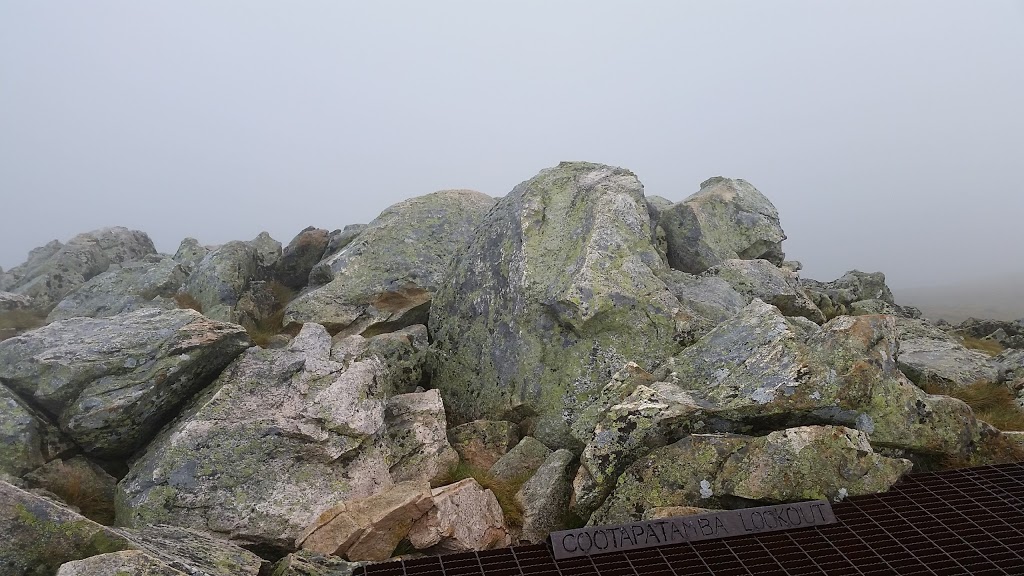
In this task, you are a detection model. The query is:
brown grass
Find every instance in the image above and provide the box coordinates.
[43,461,116,525]
[921,380,1024,432]
[0,308,48,341]
[245,280,298,348]
[172,292,203,313]
[959,335,1005,357]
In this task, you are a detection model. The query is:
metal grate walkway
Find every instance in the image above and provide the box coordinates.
[357,462,1024,576]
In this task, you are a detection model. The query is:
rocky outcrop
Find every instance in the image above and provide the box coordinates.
[172,238,211,271]
[57,550,187,576]
[704,259,824,323]
[297,481,434,562]
[116,524,266,576]
[116,324,457,552]
[407,478,511,553]
[46,255,188,322]
[178,233,282,323]
[489,437,552,484]
[895,317,1003,386]
[591,426,911,525]
[308,225,368,288]
[331,324,431,397]
[655,177,786,274]
[271,551,364,576]
[516,449,576,544]
[430,163,684,449]
[955,317,1024,349]
[571,302,979,519]
[277,227,331,290]
[0,228,156,309]
[448,420,520,471]
[285,190,495,335]
[801,270,909,321]
[0,308,252,457]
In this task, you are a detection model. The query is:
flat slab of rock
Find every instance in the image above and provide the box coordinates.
[297,481,433,562]
[271,551,365,576]
[0,308,252,457]
[895,317,1002,386]
[47,255,187,322]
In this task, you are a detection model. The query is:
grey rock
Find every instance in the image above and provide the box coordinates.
[286,190,495,335]
[1,228,156,308]
[308,225,369,287]
[657,269,747,344]
[331,324,431,397]
[115,524,265,576]
[0,479,136,576]
[173,238,211,271]
[516,449,576,544]
[271,551,365,576]
[0,383,74,478]
[179,233,280,323]
[592,426,911,525]
[802,270,896,320]
[46,256,188,322]
[895,317,1002,386]
[0,291,33,312]
[116,323,457,551]
[704,259,824,323]
[430,163,684,449]
[407,478,511,553]
[57,550,187,576]
[489,436,552,484]
[278,227,331,289]
[656,177,786,274]
[0,308,252,457]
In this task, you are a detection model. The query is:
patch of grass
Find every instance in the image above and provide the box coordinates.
[245,280,298,348]
[442,461,528,533]
[920,433,1024,471]
[921,380,1024,431]
[959,335,1005,357]
[0,308,48,341]
[43,461,116,525]
[172,292,203,313]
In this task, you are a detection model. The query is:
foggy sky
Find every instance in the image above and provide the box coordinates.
[2,1,1022,289]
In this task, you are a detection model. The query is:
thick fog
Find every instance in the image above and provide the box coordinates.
[2,1,1022,290]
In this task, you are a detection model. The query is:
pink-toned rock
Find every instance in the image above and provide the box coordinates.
[408,478,511,553]
[296,481,433,562]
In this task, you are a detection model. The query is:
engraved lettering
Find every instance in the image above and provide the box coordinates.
[578,531,593,552]
[669,521,685,542]
[562,534,577,553]
[740,511,755,532]
[763,510,778,529]
[787,507,803,526]
[698,518,714,536]
[751,511,765,530]
[654,521,668,542]
[645,523,661,543]
[810,503,827,522]
[620,527,635,546]
[594,529,609,550]
[715,516,728,534]
[632,525,646,543]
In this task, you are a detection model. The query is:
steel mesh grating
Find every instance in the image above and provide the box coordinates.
[357,462,1024,576]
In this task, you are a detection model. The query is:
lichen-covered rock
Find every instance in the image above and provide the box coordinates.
[46,255,188,322]
[308,225,368,288]
[0,228,156,308]
[0,308,252,457]
[430,163,685,449]
[172,238,211,271]
[277,227,331,290]
[572,302,980,518]
[516,449,576,544]
[297,481,433,562]
[895,317,1002,386]
[0,479,136,576]
[642,506,718,520]
[179,233,281,323]
[116,324,457,551]
[802,270,896,320]
[704,259,824,323]
[592,426,911,525]
[489,437,552,484]
[407,478,511,553]
[448,421,520,471]
[384,390,460,485]
[272,551,364,576]
[656,269,747,343]
[0,384,74,478]
[57,550,187,576]
[24,456,117,525]
[115,524,265,576]
[285,190,495,336]
[656,177,786,274]
[331,324,430,397]
[0,291,33,312]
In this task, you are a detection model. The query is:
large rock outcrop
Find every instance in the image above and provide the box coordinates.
[655,177,786,274]
[430,162,685,449]
[0,308,252,457]
[116,324,457,552]
[590,426,912,525]
[0,227,156,309]
[46,255,188,322]
[285,190,495,335]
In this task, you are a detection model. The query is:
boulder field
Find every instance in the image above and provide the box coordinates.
[1,162,1022,575]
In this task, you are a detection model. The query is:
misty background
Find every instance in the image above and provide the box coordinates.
[2,1,1022,318]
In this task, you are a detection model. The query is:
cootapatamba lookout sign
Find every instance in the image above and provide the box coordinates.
[551,500,837,558]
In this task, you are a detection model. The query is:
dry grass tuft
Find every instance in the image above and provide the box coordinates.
[921,380,1024,432]
[0,308,49,341]
[172,292,204,313]
[43,461,116,525]
[245,280,298,348]
[959,335,1005,357]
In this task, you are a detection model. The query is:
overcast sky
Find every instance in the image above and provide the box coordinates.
[1,1,1022,289]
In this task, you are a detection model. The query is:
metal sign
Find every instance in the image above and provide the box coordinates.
[551,500,837,559]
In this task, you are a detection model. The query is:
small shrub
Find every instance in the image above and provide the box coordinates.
[959,335,1005,357]
[173,292,203,313]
